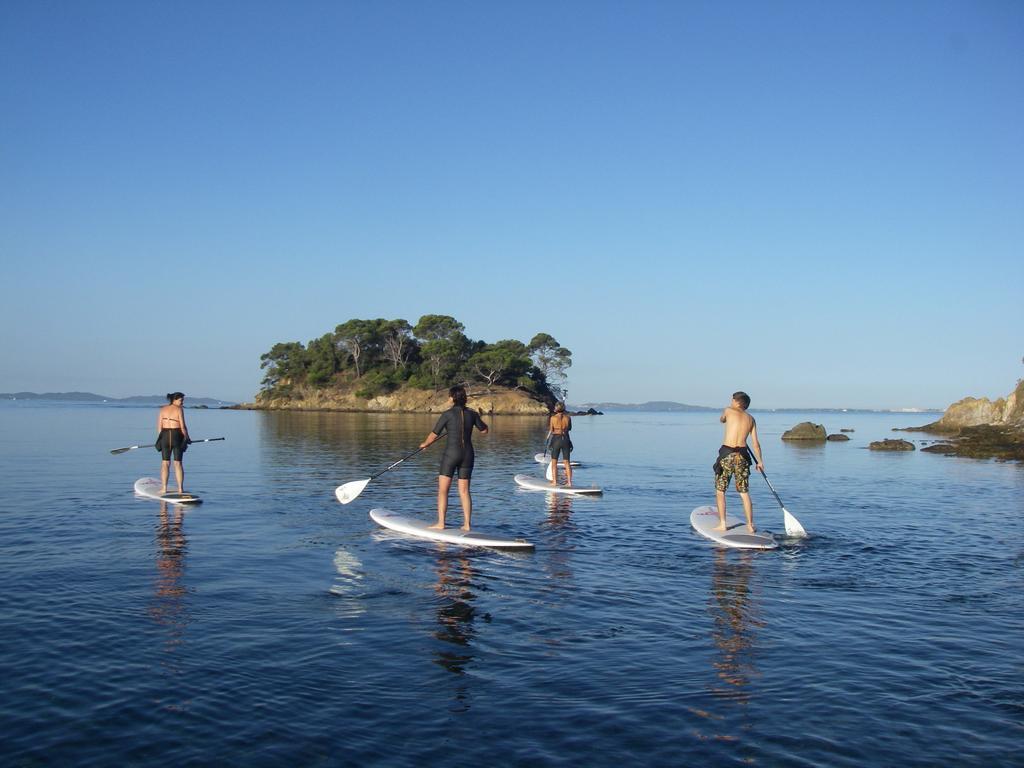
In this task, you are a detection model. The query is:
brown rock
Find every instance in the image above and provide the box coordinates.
[869,439,915,451]
[782,422,827,441]
[827,434,850,441]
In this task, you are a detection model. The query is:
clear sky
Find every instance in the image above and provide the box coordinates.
[2,1,1021,408]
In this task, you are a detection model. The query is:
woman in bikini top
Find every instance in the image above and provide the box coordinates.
[156,392,190,494]
[158,394,188,435]
[547,403,573,486]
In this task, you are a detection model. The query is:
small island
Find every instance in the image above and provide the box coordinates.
[241,315,571,414]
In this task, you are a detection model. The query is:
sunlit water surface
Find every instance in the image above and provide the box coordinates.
[0,402,1021,767]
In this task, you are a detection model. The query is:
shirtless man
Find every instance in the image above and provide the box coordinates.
[714,391,764,533]
[156,392,190,494]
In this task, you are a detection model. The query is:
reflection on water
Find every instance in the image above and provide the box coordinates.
[431,550,479,682]
[690,549,763,752]
[542,493,577,585]
[149,502,191,710]
[707,549,762,705]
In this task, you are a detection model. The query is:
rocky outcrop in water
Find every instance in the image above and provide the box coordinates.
[900,380,1024,461]
[827,433,850,441]
[782,422,827,440]
[869,438,915,451]
[915,380,1024,432]
[921,425,1024,461]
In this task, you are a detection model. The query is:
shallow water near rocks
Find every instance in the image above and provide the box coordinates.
[1,402,1021,767]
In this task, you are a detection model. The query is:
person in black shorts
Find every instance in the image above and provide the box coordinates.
[420,385,488,531]
[156,392,191,494]
[547,402,574,487]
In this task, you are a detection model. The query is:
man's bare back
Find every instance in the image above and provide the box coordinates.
[721,406,756,448]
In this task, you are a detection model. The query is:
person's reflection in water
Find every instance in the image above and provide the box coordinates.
[544,492,574,528]
[699,549,763,749]
[149,501,191,705]
[432,549,480,685]
[542,493,577,586]
[708,549,761,700]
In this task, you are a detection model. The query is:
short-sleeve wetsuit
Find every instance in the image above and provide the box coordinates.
[432,406,487,479]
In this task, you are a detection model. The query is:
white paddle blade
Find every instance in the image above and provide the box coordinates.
[783,507,807,537]
[545,462,554,481]
[335,479,370,505]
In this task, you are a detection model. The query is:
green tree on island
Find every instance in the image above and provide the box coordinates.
[529,333,572,399]
[260,341,308,393]
[381,319,415,371]
[334,319,383,378]
[413,315,470,388]
[466,339,533,392]
[306,333,340,387]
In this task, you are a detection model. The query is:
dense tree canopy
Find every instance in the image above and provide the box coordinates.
[259,316,572,402]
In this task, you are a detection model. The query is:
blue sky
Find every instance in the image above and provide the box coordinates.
[2,1,1021,408]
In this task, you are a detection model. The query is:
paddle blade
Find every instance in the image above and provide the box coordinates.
[782,507,807,537]
[111,444,144,455]
[335,479,370,505]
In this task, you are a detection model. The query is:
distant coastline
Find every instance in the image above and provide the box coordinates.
[2,391,943,414]
[576,400,942,414]
[1,391,235,407]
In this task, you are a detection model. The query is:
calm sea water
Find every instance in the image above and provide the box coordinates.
[1,401,1021,767]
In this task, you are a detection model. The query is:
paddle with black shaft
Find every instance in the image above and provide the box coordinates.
[335,444,431,505]
[757,467,807,536]
[111,437,225,455]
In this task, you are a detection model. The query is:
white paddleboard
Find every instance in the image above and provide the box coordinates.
[369,508,534,551]
[514,474,603,496]
[690,505,776,550]
[534,453,581,466]
[134,477,202,505]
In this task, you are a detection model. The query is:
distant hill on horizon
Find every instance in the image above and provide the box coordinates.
[1,391,235,406]
[575,400,942,414]
[576,400,718,412]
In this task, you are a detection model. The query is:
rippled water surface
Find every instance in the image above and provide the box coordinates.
[1,402,1021,767]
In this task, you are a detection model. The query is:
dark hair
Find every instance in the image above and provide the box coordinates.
[167,392,185,403]
[732,391,750,410]
[449,385,467,407]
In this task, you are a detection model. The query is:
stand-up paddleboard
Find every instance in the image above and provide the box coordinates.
[534,453,581,466]
[134,477,202,505]
[514,474,602,496]
[545,462,588,482]
[690,505,776,550]
[369,508,534,551]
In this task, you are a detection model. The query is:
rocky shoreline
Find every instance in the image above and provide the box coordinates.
[897,380,1024,462]
[232,384,551,415]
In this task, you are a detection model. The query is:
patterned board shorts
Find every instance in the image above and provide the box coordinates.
[715,453,750,493]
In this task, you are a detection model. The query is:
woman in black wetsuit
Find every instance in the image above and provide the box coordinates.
[419,385,488,531]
